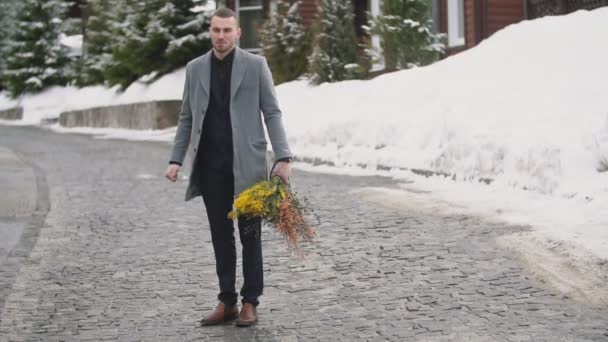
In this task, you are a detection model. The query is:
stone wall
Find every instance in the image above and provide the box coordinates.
[59,100,181,130]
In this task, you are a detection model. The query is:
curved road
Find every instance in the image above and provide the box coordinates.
[0,126,607,341]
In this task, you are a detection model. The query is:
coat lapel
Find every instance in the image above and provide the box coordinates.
[198,51,211,96]
[230,48,248,99]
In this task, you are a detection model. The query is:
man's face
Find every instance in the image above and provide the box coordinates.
[210,16,241,53]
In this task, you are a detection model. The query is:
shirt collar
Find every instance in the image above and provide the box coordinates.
[212,47,236,64]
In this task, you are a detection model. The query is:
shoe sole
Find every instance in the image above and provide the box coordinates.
[200,314,239,326]
[235,320,257,327]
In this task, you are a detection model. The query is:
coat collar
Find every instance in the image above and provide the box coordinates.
[197,47,248,99]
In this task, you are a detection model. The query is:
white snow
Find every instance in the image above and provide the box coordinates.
[0,68,186,124]
[1,9,607,275]
[0,93,17,110]
[191,0,216,13]
[168,34,197,50]
[46,124,177,142]
[59,34,83,57]
[24,77,42,88]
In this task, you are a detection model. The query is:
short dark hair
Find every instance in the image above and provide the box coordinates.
[212,8,238,20]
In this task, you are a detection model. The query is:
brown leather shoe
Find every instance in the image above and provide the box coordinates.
[235,303,258,327]
[200,302,238,326]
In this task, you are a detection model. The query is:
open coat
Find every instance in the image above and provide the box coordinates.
[169,47,293,201]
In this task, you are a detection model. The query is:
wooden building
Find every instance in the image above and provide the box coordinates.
[220,0,367,52]
[221,0,608,53]
[436,0,608,55]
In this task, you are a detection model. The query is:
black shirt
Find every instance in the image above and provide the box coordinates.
[198,48,235,171]
[209,48,234,114]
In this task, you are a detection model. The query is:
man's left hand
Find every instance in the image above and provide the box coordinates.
[271,161,291,184]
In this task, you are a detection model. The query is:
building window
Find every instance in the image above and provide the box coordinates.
[447,0,465,47]
[236,0,264,52]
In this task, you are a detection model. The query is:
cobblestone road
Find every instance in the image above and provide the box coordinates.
[1,126,607,342]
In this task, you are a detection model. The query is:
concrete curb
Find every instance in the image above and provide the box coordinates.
[0,107,23,121]
[59,100,181,130]
[296,156,494,185]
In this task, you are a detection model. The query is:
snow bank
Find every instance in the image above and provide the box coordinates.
[279,8,608,199]
[0,68,186,125]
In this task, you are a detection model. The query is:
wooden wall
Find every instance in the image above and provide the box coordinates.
[299,0,319,27]
[463,0,525,49]
[485,0,525,37]
[465,0,476,48]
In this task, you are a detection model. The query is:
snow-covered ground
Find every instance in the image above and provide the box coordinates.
[2,8,607,298]
[0,69,186,125]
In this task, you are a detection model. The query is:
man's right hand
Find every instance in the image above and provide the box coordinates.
[164,164,180,182]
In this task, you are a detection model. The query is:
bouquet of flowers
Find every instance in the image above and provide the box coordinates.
[229,176,316,253]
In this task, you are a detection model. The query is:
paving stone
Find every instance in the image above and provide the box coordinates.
[0,126,607,341]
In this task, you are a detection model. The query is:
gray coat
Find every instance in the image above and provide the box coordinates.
[169,47,293,201]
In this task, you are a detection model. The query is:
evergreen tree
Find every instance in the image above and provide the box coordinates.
[2,0,70,97]
[308,0,365,85]
[62,0,84,36]
[77,0,119,86]
[260,0,311,84]
[160,0,212,74]
[366,0,444,71]
[0,0,23,91]
[0,1,20,51]
[105,0,211,89]
[104,0,158,88]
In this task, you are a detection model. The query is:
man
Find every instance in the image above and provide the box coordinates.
[164,8,292,327]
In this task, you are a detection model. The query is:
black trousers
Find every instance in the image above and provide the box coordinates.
[199,166,263,307]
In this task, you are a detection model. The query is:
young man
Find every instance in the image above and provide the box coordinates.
[164,8,292,327]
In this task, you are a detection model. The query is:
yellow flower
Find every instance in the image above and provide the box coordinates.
[229,179,281,219]
[228,176,315,254]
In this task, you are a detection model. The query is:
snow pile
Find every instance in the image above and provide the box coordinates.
[278,8,608,199]
[0,92,17,110]
[0,68,186,124]
[59,34,83,57]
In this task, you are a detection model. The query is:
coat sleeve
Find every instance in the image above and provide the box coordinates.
[258,57,293,161]
[169,65,193,165]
